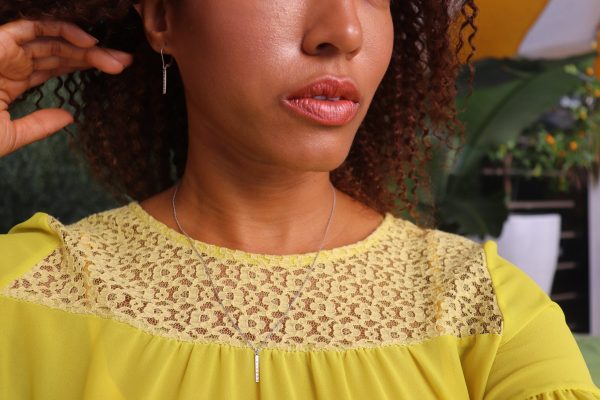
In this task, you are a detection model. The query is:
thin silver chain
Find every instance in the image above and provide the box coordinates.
[171,180,336,381]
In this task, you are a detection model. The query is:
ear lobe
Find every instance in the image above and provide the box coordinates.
[133,0,170,53]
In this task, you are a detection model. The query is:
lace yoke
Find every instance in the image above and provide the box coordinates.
[1,202,503,351]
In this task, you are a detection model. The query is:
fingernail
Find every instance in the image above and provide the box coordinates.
[101,49,126,68]
[109,50,134,65]
[84,31,100,45]
[108,50,133,67]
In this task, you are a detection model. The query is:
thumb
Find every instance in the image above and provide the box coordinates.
[8,109,74,154]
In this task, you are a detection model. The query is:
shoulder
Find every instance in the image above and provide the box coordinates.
[378,217,503,337]
[0,212,62,291]
[385,218,552,341]
[0,201,191,325]
[410,222,554,344]
[385,216,487,276]
[479,239,555,345]
[0,203,137,295]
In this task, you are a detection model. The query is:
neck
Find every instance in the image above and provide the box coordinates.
[172,150,340,255]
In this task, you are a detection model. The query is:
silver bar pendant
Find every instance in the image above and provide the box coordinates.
[255,349,260,383]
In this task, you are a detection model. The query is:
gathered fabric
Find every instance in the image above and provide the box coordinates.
[1,203,599,399]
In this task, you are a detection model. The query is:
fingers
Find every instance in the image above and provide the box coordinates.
[28,65,91,88]
[92,48,134,73]
[32,56,88,71]
[0,19,136,157]
[0,19,98,48]
[16,108,74,140]
[24,38,133,74]
[28,67,85,88]
[0,108,73,157]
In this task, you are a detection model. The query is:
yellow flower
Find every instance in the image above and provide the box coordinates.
[569,141,578,151]
[545,134,555,145]
[594,89,600,98]
[579,109,588,120]
[586,67,595,76]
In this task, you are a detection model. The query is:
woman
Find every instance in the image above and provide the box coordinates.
[0,0,598,399]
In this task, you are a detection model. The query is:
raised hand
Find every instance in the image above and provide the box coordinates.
[0,19,134,157]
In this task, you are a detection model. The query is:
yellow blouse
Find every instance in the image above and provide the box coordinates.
[1,202,599,400]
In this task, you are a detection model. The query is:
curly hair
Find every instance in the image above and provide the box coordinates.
[1,0,477,228]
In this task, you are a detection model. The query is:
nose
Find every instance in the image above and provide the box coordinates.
[301,0,363,59]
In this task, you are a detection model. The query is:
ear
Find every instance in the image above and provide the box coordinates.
[133,0,172,53]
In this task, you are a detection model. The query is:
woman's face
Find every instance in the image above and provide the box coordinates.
[167,0,394,172]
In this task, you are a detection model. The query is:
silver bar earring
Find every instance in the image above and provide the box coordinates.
[161,47,173,95]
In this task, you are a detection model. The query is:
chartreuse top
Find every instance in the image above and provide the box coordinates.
[1,202,600,400]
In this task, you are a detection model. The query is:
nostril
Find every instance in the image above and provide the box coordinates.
[314,42,339,56]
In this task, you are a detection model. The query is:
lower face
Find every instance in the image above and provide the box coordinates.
[168,0,394,173]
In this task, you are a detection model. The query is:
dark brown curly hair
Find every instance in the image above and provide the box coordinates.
[1,0,477,228]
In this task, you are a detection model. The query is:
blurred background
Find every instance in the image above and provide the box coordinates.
[426,0,600,336]
[1,0,600,383]
[428,0,600,384]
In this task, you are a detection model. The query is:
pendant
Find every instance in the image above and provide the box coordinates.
[255,349,260,383]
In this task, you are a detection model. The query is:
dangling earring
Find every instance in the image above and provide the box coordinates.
[161,47,173,95]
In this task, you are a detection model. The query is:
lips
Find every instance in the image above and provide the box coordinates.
[282,77,361,126]
[285,78,361,103]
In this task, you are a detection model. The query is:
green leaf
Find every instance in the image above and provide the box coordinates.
[454,61,582,175]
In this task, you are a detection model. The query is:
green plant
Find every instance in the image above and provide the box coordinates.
[421,54,597,239]
[487,62,600,195]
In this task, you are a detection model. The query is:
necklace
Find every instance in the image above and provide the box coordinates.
[171,181,337,383]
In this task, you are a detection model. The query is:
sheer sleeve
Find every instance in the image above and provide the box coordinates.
[482,241,600,400]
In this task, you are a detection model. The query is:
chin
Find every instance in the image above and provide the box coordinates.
[260,127,356,171]
[278,150,351,173]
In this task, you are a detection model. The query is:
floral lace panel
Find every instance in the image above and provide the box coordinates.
[2,205,503,351]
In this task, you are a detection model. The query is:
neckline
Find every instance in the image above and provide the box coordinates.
[127,201,396,266]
